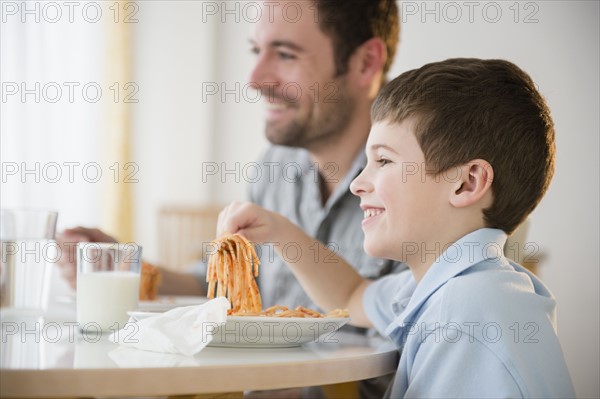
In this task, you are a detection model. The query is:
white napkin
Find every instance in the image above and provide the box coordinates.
[109,297,230,356]
[108,347,203,368]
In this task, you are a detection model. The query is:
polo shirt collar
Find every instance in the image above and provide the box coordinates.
[385,228,508,338]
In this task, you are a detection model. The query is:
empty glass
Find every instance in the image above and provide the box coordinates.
[0,209,58,312]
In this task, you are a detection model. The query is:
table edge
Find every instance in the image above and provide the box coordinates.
[1,350,399,397]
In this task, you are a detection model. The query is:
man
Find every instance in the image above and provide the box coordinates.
[239,0,403,310]
[59,1,401,396]
[60,0,401,297]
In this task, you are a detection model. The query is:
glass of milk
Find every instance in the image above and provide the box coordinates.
[0,209,58,312]
[76,242,142,332]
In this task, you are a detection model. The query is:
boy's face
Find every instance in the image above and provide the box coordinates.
[350,119,453,265]
[248,0,356,149]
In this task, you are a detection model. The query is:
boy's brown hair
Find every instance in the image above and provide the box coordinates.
[313,0,400,80]
[372,58,555,234]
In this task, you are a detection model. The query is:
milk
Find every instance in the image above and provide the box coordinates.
[77,271,140,332]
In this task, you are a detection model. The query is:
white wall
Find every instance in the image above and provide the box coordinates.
[132,1,221,262]
[131,1,599,397]
[0,14,108,231]
[211,18,267,203]
[132,2,266,264]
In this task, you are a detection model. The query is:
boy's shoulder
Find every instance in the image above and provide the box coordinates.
[430,259,557,333]
[409,259,574,398]
[400,260,574,399]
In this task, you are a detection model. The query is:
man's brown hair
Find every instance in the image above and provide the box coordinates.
[313,0,400,79]
[372,58,556,234]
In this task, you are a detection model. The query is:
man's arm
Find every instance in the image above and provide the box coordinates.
[56,227,119,289]
[58,226,206,296]
[157,268,206,296]
[218,201,373,328]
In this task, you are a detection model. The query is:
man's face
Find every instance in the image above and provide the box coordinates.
[249,1,356,149]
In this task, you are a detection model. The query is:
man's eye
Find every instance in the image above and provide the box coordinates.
[250,47,260,55]
[278,52,296,60]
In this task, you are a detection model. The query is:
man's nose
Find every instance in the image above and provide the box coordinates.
[248,54,275,90]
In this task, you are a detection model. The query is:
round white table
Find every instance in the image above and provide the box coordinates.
[0,298,399,398]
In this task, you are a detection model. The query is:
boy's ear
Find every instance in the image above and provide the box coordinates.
[449,159,494,209]
[348,37,386,92]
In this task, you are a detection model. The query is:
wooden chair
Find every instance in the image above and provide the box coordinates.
[158,204,223,271]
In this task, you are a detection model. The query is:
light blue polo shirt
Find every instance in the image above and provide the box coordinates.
[364,228,575,398]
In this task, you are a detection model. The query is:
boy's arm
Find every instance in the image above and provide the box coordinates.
[218,201,373,328]
[274,224,373,328]
[406,329,522,398]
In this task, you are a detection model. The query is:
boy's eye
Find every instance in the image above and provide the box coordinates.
[376,158,391,167]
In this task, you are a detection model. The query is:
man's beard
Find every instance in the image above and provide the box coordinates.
[264,78,356,150]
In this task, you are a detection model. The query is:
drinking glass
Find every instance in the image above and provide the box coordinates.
[0,209,58,312]
[76,242,142,332]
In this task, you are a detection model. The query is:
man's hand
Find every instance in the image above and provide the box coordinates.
[216,201,371,327]
[56,227,117,289]
[216,201,288,244]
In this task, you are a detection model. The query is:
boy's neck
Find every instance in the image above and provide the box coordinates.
[408,224,489,283]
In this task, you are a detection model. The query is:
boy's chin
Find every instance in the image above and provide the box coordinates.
[363,241,390,260]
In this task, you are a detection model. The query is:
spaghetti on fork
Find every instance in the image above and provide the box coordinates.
[206,234,262,313]
[207,234,349,318]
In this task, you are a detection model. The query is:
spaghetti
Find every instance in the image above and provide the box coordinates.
[230,305,349,318]
[207,234,349,318]
[206,234,262,313]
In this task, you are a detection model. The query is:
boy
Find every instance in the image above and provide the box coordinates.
[217,58,575,397]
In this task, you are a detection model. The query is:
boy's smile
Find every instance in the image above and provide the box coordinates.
[362,207,385,221]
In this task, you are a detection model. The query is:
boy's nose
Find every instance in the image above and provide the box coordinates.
[350,169,373,196]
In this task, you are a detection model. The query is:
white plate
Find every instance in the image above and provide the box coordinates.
[209,316,351,348]
[126,312,350,348]
[138,295,208,312]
